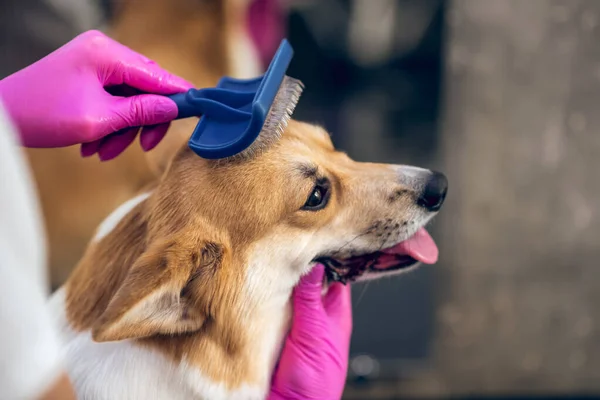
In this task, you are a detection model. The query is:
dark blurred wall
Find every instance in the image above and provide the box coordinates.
[434,0,600,394]
[348,0,600,397]
[0,0,105,78]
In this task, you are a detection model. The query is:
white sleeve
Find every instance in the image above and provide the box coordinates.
[0,102,63,399]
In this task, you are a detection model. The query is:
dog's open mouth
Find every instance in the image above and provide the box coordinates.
[317,228,439,284]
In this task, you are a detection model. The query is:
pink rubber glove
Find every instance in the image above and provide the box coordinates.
[269,264,352,400]
[0,30,193,161]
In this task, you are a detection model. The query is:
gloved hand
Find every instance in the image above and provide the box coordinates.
[269,264,352,400]
[0,30,192,160]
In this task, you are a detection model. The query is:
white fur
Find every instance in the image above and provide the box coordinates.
[93,192,150,242]
[243,242,295,382]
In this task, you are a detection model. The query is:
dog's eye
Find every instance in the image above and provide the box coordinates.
[303,183,329,211]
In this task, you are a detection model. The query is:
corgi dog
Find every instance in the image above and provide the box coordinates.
[49,120,447,400]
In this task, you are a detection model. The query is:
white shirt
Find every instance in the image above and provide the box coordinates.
[0,102,63,399]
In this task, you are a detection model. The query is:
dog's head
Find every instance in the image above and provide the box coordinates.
[189,120,447,286]
[71,120,446,343]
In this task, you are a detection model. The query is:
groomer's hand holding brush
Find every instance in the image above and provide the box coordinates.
[0,30,193,160]
[270,263,352,400]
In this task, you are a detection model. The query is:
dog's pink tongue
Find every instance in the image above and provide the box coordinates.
[383,228,439,264]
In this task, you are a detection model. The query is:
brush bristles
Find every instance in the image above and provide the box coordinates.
[216,75,304,164]
[260,75,304,147]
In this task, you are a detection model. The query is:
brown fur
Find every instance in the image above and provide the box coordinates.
[27,0,252,288]
[64,120,420,390]
[39,374,77,400]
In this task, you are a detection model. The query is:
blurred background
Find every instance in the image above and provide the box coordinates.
[3,0,600,398]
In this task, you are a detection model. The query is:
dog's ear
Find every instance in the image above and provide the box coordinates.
[91,230,225,342]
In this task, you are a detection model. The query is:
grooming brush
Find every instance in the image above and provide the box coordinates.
[164,39,303,159]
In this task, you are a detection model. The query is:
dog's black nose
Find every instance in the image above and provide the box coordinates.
[417,171,448,212]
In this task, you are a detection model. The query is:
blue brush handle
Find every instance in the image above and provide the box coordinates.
[166,88,255,120]
[167,92,200,119]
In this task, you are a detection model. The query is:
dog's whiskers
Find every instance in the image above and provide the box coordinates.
[355,281,371,305]
[333,231,372,256]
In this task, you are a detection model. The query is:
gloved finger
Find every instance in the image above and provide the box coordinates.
[289,265,330,344]
[140,122,170,152]
[81,140,101,157]
[97,127,139,161]
[104,46,193,94]
[292,264,326,311]
[323,282,353,347]
[108,95,178,134]
[323,283,352,323]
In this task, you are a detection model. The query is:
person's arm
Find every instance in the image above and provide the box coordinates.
[0,102,75,399]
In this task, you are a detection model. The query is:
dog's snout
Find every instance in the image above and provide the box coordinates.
[417,171,448,212]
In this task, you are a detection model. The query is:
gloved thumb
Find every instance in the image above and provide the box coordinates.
[289,264,330,344]
[107,95,178,136]
[293,264,326,311]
